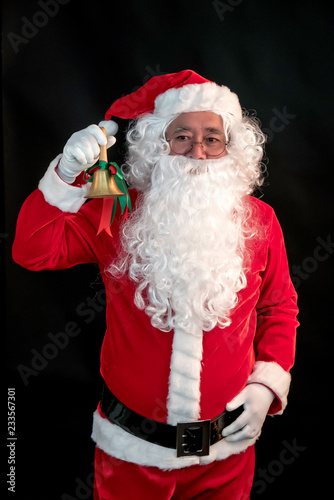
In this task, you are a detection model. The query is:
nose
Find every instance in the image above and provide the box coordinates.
[186,142,206,160]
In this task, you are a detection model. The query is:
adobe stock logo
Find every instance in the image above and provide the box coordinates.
[212,0,244,22]
[262,107,297,144]
[253,438,306,495]
[291,234,334,289]
[7,0,71,54]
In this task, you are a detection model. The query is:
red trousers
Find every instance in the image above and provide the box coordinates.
[93,445,255,500]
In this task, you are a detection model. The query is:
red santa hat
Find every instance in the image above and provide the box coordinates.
[105,69,242,121]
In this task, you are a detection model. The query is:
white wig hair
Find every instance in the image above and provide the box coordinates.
[122,109,266,192]
[109,104,267,332]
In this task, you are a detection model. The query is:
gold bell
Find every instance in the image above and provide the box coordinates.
[85,169,125,198]
[85,126,125,199]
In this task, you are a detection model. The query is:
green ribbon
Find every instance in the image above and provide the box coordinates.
[83,160,109,182]
[84,161,132,228]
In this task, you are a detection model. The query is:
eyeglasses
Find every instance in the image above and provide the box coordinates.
[167,134,229,157]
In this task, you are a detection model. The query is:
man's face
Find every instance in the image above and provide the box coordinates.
[165,111,228,159]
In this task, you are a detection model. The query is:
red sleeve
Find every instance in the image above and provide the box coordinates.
[246,207,299,415]
[254,209,299,372]
[12,188,116,271]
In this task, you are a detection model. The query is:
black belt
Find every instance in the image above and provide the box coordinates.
[100,383,244,458]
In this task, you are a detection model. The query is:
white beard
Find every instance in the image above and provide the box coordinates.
[110,154,252,333]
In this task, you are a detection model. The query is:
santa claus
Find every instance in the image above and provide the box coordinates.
[12,70,298,499]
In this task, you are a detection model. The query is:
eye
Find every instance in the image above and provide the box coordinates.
[174,135,192,142]
[205,136,223,144]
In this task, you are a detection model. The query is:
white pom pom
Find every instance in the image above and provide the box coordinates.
[98,120,119,136]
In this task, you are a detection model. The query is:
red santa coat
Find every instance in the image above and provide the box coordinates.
[12,159,298,469]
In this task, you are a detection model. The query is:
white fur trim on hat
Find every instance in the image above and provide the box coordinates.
[38,155,90,213]
[247,361,291,415]
[154,82,242,119]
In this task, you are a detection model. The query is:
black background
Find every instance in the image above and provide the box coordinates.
[4,1,334,498]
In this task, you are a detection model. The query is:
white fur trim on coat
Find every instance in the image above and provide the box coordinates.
[247,361,291,415]
[91,410,256,470]
[154,82,242,120]
[38,155,90,213]
[166,327,203,425]
[91,324,259,469]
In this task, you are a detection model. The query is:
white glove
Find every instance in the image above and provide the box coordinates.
[222,383,275,442]
[56,120,118,184]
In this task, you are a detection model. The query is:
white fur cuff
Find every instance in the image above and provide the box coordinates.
[247,361,291,415]
[38,155,90,213]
